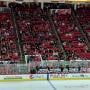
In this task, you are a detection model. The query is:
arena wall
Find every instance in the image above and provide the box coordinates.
[0,73,90,82]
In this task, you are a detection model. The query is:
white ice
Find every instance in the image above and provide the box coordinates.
[0,80,90,90]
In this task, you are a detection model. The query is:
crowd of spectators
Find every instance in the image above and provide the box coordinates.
[0,3,90,63]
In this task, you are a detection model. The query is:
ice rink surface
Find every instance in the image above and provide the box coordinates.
[0,80,90,90]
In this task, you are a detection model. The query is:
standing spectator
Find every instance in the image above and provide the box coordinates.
[36,65,39,73]
[60,65,64,73]
[47,66,50,72]
[66,65,70,72]
[78,65,81,73]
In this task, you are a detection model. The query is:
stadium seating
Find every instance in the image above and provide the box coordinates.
[0,12,19,61]
[52,9,89,60]
[0,3,90,62]
[15,6,60,61]
[76,7,90,59]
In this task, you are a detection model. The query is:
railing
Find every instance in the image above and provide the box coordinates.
[0,61,90,75]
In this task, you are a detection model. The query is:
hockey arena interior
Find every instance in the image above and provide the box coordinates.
[0,0,90,90]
